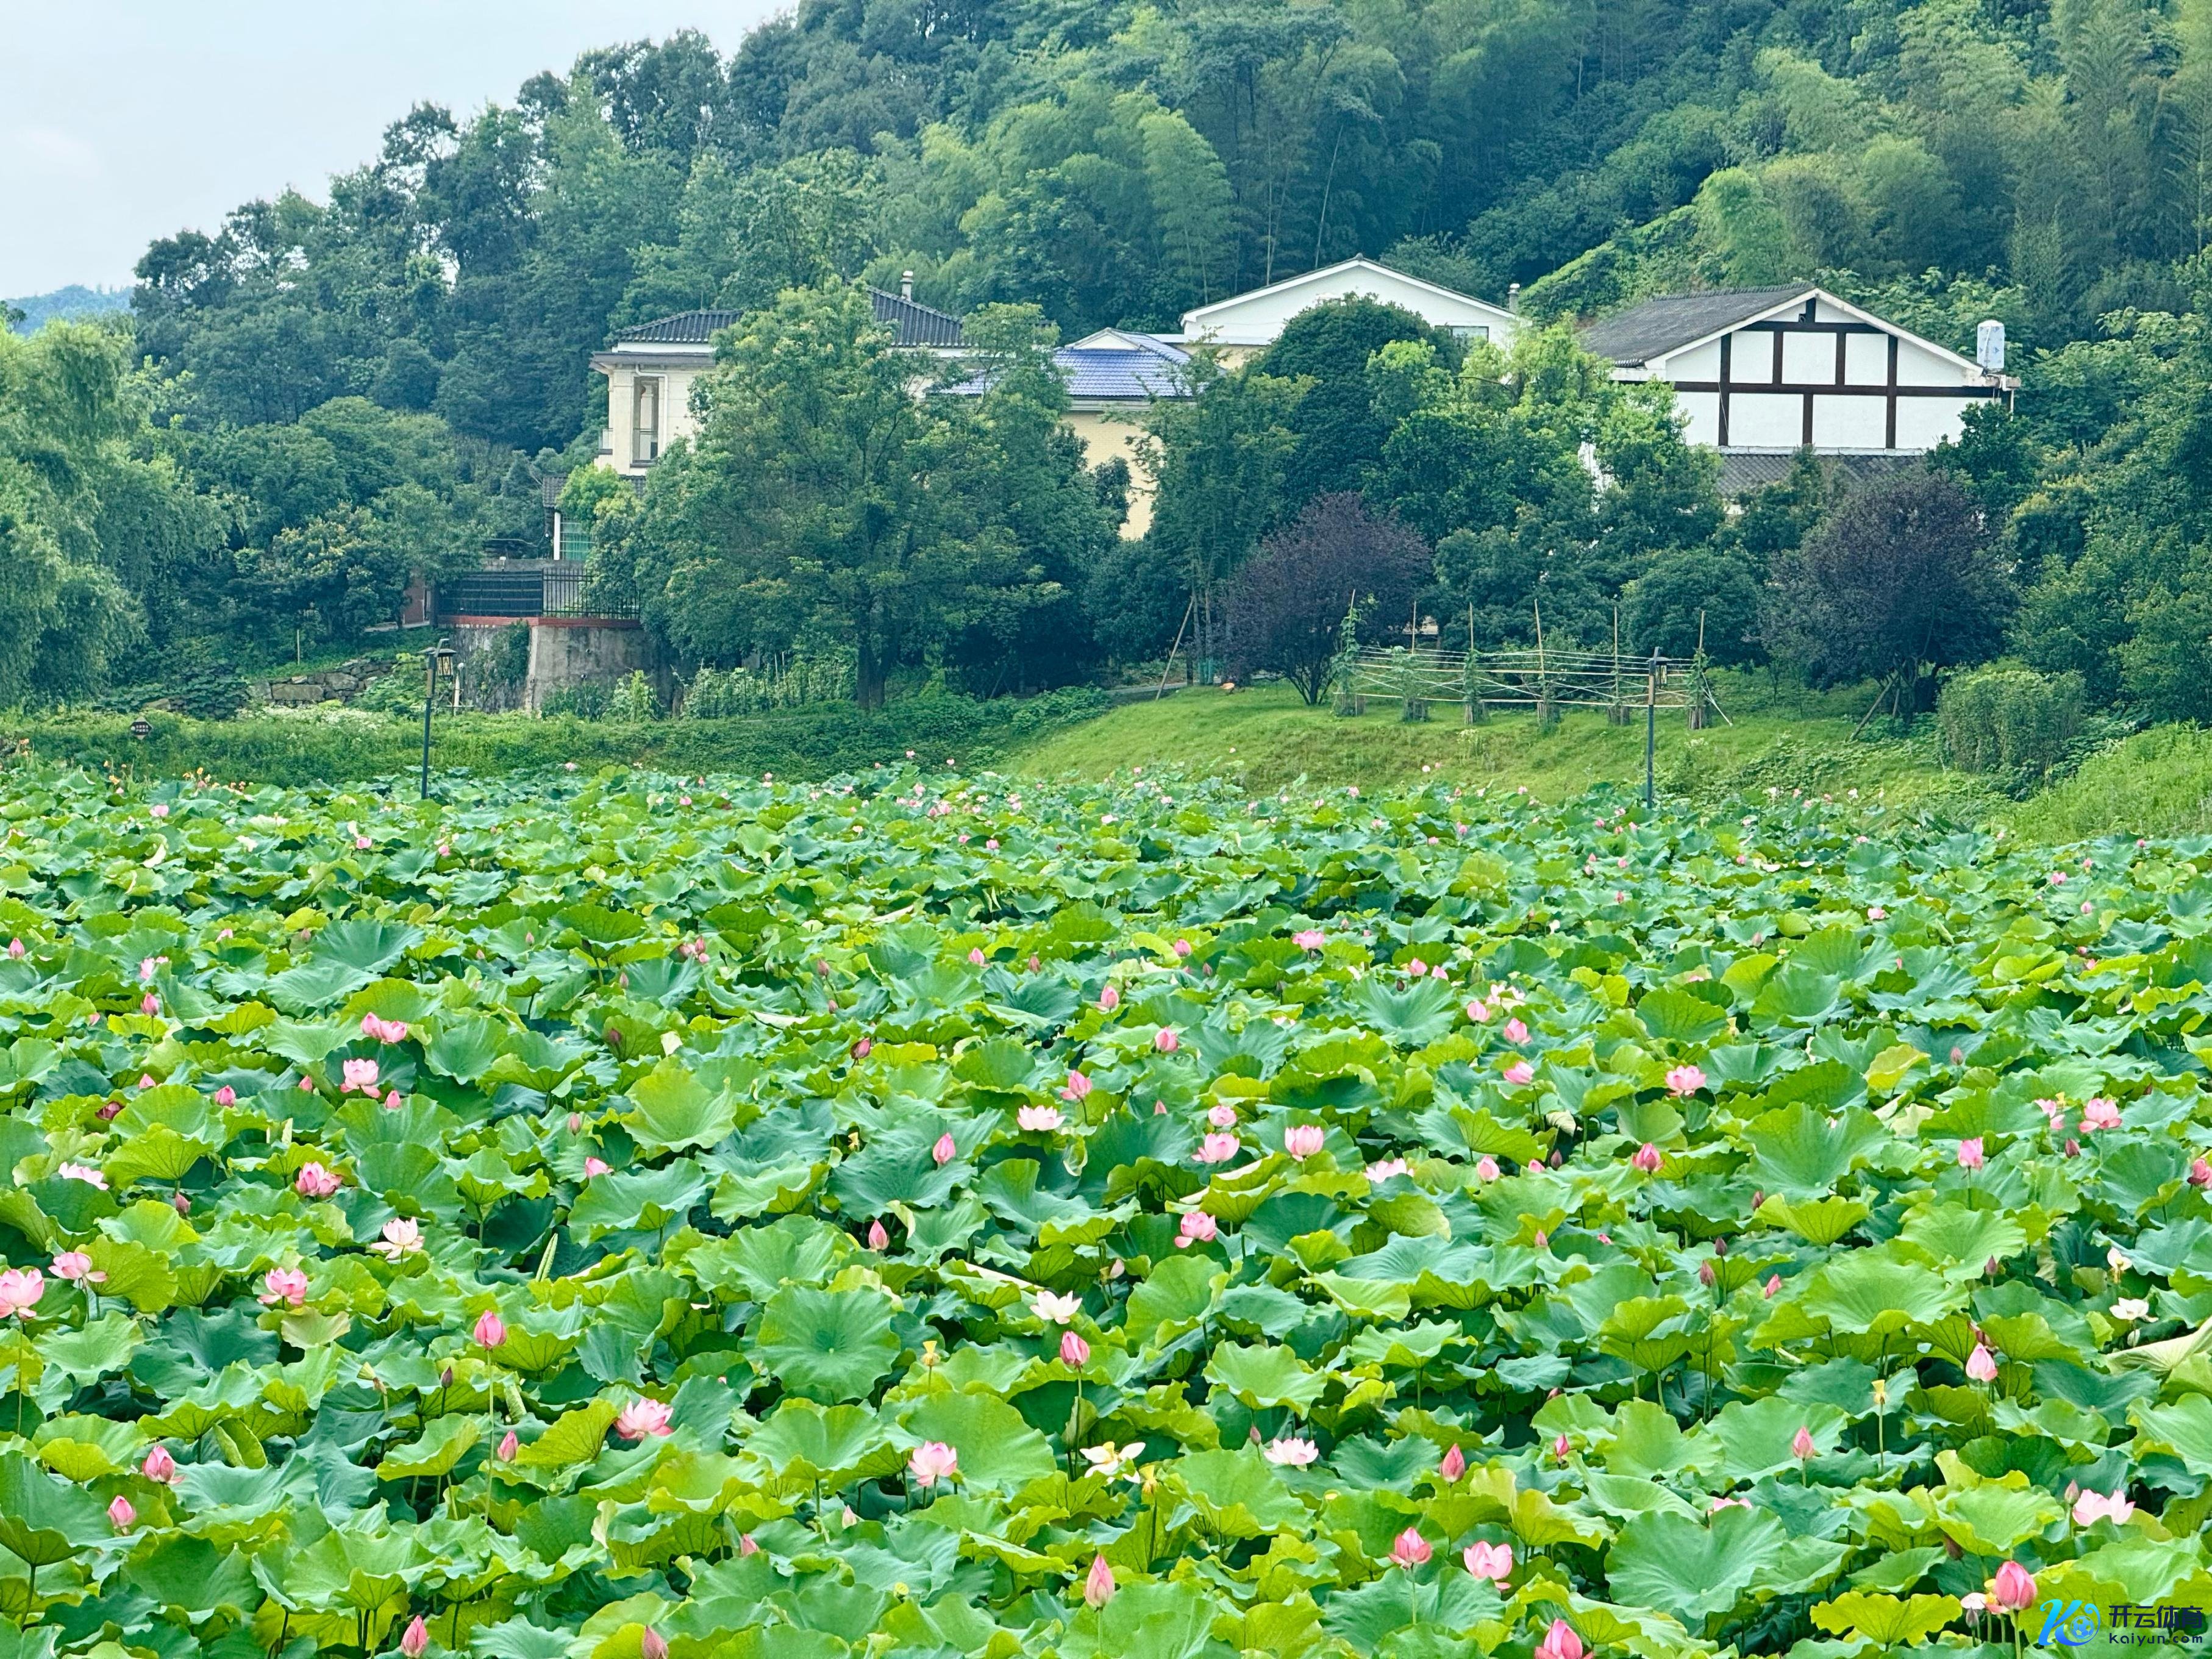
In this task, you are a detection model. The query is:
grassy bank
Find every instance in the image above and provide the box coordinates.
[5,688,1107,789]
[1010,675,1997,812]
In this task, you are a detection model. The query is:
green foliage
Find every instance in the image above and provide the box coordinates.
[0,758,2205,1655]
[605,671,661,721]
[1938,665,2086,780]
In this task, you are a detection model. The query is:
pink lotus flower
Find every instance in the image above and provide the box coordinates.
[1172,939,1192,958]
[1195,1132,1240,1165]
[260,1267,308,1307]
[2080,1097,2121,1132]
[1294,930,1325,952]
[214,1085,237,1107]
[1284,1124,1325,1159]
[1791,1425,1816,1460]
[0,1267,45,1321]
[371,1218,423,1261]
[51,1250,104,1284]
[400,1616,429,1659]
[1438,1443,1466,1481]
[1082,1552,1116,1608]
[2072,1487,2135,1527]
[341,1057,380,1094]
[1466,999,1492,1022]
[908,1440,958,1488]
[1368,1157,1410,1180]
[1207,1103,1238,1129]
[1099,984,1121,1010]
[1966,1342,1999,1382]
[1665,1065,1705,1096]
[968,948,988,966]
[932,1132,957,1165]
[1763,1274,1781,1297]
[1154,1027,1179,1053]
[1176,1210,1218,1247]
[1060,1071,1093,1102]
[1631,1143,1663,1173]
[142,1444,177,1484]
[1388,1528,1432,1571]
[2192,1157,2212,1188]
[1407,958,1428,977]
[583,1156,612,1178]
[59,1161,109,1190]
[496,1430,519,1461]
[473,1309,507,1350]
[1018,1105,1065,1132]
[361,1015,409,1044]
[109,1494,135,1530]
[149,803,168,819]
[738,1533,759,1556]
[867,1219,890,1250]
[294,1162,341,1198]
[1535,1620,1585,1659]
[1956,1137,1985,1171]
[1060,1330,1090,1366]
[1265,1435,1318,1466]
[5,940,20,958]
[1475,1156,1500,1182]
[566,1113,585,1135]
[1503,1018,1530,1044]
[1463,1541,1513,1582]
[1868,905,1886,921]
[1503,1061,1534,1086]
[1552,1433,1571,1463]
[1989,1561,2036,1613]
[615,1397,674,1440]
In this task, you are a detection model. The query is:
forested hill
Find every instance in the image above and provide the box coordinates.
[132,0,2192,459]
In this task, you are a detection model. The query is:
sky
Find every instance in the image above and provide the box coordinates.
[2,1,784,298]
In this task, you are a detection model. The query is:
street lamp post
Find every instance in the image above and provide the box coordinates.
[420,640,454,801]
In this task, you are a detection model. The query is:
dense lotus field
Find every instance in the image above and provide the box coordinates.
[1,762,2210,1659]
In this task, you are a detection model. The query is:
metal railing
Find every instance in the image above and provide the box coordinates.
[436,564,638,621]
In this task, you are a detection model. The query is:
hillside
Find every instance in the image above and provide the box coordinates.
[5,283,129,333]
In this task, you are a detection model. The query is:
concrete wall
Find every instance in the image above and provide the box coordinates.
[598,358,709,478]
[523,618,654,712]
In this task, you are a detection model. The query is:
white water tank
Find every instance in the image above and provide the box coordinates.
[1975,319,2006,374]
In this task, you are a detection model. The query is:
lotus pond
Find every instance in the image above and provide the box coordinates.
[0,764,2208,1659]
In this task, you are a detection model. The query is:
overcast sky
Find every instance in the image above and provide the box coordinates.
[2,1,784,297]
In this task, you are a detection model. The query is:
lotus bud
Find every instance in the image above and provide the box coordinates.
[566,1113,583,1134]
[1989,1561,2036,1613]
[2191,1156,2212,1188]
[1099,985,1119,1011]
[1388,1528,1432,1569]
[1712,1235,1727,1255]
[739,1533,759,1556]
[851,1038,871,1060]
[2063,1138,2080,1157]
[1632,1143,1663,1173]
[1751,1190,1764,1210]
[1763,1274,1780,1297]
[98,1101,122,1121]
[473,1309,507,1350]
[868,1219,890,1251]
[1985,1257,2000,1277]
[1699,1261,1716,1287]
[1552,1434,1570,1464]
[142,1444,177,1483]
[932,1132,957,1165]
[174,1191,191,1215]
[441,1366,454,1388]
[1792,1425,1815,1460]
[1535,1621,1585,1659]
[1060,1330,1090,1367]
[1966,1342,1999,1382]
[497,1431,518,1461]
[214,1085,237,1107]
[1438,1443,1466,1482]
[1083,1552,1116,1608]
[400,1618,429,1659]
[108,1494,136,1530]
[640,1630,668,1659]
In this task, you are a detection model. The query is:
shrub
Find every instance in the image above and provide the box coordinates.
[606,669,661,721]
[1938,663,2084,777]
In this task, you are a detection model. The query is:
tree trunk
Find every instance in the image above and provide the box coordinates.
[856,635,885,712]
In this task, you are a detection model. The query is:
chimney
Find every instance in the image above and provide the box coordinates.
[1507,282,1521,315]
[901,271,915,302]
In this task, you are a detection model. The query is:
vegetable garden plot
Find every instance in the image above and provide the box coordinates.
[0,764,2208,1659]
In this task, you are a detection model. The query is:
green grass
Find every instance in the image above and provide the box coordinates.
[7,689,1107,790]
[1010,674,1997,813]
[2007,723,2212,840]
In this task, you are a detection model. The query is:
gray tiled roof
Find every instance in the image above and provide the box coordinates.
[612,288,965,349]
[1580,287,1811,367]
[941,332,1193,402]
[1716,448,1919,497]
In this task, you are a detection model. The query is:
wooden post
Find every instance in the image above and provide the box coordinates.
[1608,604,1630,725]
[1535,599,1556,731]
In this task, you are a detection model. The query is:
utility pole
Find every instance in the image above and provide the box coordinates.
[1644,646,1661,809]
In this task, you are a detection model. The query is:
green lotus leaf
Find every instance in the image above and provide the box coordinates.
[0,1451,110,1566]
[625,1058,739,1154]
[1812,1591,1962,1648]
[1605,1503,1788,1626]
[750,1286,900,1402]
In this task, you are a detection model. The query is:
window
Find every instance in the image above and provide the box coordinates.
[1449,325,1489,344]
[631,377,662,465]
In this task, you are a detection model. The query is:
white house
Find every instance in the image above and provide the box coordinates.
[587,284,966,482]
[1580,285,2018,493]
[1175,257,1521,364]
